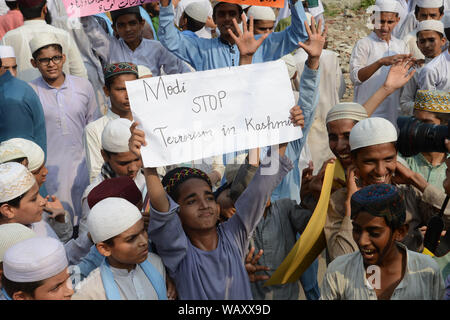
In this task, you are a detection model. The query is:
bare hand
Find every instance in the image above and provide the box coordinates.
[129,122,147,160]
[44,195,66,222]
[298,16,327,69]
[289,105,305,128]
[228,14,269,59]
[166,275,177,300]
[383,57,416,91]
[379,54,412,66]
[300,161,314,202]
[392,161,415,186]
[245,247,270,282]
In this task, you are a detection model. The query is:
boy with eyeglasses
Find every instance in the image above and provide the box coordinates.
[29,33,98,229]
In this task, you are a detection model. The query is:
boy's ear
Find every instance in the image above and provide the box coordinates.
[0,204,16,220]
[100,149,110,164]
[393,223,409,242]
[96,242,112,257]
[30,59,37,68]
[103,85,110,98]
[12,291,33,300]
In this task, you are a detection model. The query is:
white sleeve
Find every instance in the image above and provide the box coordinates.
[349,39,369,85]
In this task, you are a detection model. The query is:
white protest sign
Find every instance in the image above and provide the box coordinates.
[126,60,301,168]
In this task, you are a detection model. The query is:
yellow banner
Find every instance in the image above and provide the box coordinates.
[265,161,339,286]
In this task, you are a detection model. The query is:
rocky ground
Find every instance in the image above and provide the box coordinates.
[323,2,373,101]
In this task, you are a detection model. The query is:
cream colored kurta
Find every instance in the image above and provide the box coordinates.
[72,253,166,300]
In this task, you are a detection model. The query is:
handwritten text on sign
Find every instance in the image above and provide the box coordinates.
[63,0,157,18]
[126,60,300,168]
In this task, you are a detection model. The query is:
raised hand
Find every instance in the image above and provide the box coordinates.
[245,247,270,282]
[227,14,269,64]
[298,16,327,69]
[44,195,66,222]
[289,105,305,128]
[345,164,360,217]
[383,57,416,91]
[129,122,147,160]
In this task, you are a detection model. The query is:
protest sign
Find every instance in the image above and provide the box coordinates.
[63,0,157,18]
[126,60,300,168]
[220,0,285,9]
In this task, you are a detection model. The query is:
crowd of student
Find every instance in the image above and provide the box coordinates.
[0,0,449,300]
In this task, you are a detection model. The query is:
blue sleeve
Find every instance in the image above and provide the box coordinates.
[148,196,189,275]
[157,0,204,70]
[258,0,308,61]
[287,64,321,160]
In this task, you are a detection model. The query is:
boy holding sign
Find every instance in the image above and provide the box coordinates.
[128,15,309,299]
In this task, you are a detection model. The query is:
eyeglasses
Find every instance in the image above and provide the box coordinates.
[37,55,63,66]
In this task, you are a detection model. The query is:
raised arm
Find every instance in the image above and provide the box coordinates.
[80,15,113,65]
[363,58,416,116]
[158,0,203,70]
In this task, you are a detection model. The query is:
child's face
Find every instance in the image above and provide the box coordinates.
[352,211,403,266]
[31,267,73,300]
[327,119,356,169]
[32,46,65,82]
[104,73,137,115]
[11,183,46,225]
[417,30,446,58]
[102,150,142,180]
[352,142,397,187]
[113,14,144,44]
[416,7,443,22]
[253,20,275,35]
[373,12,399,40]
[102,219,149,267]
[176,178,220,232]
[31,163,48,187]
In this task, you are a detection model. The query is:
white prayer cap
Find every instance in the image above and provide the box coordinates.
[184,1,209,23]
[0,162,36,203]
[349,117,398,151]
[88,197,143,243]
[443,11,450,28]
[101,118,133,153]
[281,54,297,79]
[416,0,443,8]
[326,102,368,124]
[1,138,45,172]
[29,33,62,55]
[416,19,445,36]
[374,0,399,13]
[0,144,27,164]
[0,224,36,262]
[247,6,276,21]
[3,237,68,283]
[137,65,152,78]
[0,45,15,59]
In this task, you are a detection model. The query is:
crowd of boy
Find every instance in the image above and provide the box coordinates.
[0,0,449,300]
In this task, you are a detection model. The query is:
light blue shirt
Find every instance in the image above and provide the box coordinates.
[157,0,309,70]
[270,64,320,204]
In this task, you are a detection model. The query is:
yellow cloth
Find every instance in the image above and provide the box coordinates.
[265,161,336,285]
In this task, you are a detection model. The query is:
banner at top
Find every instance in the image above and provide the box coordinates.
[63,0,158,18]
[219,0,285,9]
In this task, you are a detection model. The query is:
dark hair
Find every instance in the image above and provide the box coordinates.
[18,0,46,20]
[184,13,205,32]
[102,237,116,247]
[414,5,444,18]
[0,192,26,210]
[32,44,63,60]
[1,273,43,299]
[212,3,243,20]
[5,1,18,10]
[102,149,118,158]
[112,10,142,27]
[104,72,137,90]
[445,28,450,43]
